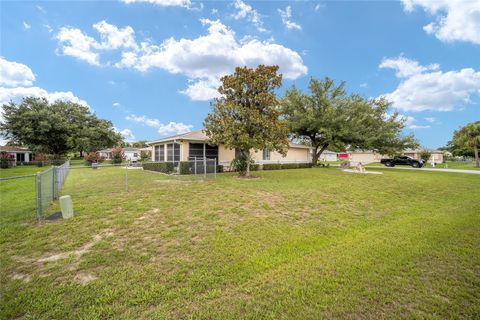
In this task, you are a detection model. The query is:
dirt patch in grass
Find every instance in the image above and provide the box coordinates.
[74,272,98,285]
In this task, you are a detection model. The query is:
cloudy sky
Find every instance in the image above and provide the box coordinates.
[1,0,479,148]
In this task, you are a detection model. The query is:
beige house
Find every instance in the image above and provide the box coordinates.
[348,149,444,164]
[147,130,311,166]
[0,146,33,163]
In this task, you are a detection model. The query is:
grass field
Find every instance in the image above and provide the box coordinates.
[1,167,479,319]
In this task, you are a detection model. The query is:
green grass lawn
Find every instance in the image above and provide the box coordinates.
[1,167,479,319]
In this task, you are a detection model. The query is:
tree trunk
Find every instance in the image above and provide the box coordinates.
[246,160,250,177]
[475,144,479,168]
[311,146,319,165]
[314,143,329,164]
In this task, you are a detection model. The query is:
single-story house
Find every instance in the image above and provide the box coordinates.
[98,147,141,162]
[146,130,312,166]
[318,150,338,162]
[347,149,444,164]
[0,146,33,163]
[403,149,444,164]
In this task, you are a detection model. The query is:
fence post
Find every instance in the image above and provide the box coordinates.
[37,172,42,222]
[52,166,56,201]
[214,158,217,179]
[125,164,128,192]
[194,157,197,176]
[203,157,207,179]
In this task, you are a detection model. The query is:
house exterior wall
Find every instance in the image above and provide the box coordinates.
[149,140,310,164]
[349,152,381,164]
[319,153,337,162]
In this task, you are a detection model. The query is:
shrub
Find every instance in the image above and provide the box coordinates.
[0,152,14,169]
[231,157,254,175]
[262,163,282,170]
[140,150,150,162]
[179,161,191,175]
[298,163,314,169]
[216,165,224,173]
[84,152,100,164]
[250,164,260,171]
[281,163,299,169]
[142,162,174,174]
[111,147,125,164]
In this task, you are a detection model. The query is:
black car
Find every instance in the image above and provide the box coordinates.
[380,156,424,168]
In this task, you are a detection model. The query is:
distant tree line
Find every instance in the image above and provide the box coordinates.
[0,97,122,158]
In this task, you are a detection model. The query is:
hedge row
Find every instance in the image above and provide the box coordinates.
[142,162,175,173]
[262,163,313,170]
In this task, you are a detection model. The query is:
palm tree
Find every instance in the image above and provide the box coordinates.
[453,121,480,168]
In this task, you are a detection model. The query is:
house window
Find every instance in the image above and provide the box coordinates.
[262,149,270,161]
[16,153,25,162]
[189,143,204,160]
[154,145,165,161]
[167,143,180,164]
[205,144,218,161]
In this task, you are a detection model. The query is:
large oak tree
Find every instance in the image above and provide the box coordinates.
[281,77,417,164]
[451,121,480,167]
[204,65,289,177]
[0,97,122,157]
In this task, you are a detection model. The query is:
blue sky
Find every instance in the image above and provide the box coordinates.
[1,0,479,148]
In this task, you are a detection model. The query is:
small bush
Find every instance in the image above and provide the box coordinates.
[297,163,313,169]
[179,161,191,175]
[262,163,282,170]
[111,147,125,164]
[142,162,174,174]
[250,164,260,171]
[216,165,224,173]
[281,163,299,169]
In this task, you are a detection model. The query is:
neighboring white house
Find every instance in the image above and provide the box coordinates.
[318,150,338,162]
[97,147,141,162]
[0,146,33,163]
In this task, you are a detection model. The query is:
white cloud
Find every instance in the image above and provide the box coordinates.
[157,122,192,136]
[380,56,480,112]
[0,57,36,87]
[56,27,101,65]
[23,21,31,30]
[93,20,138,50]
[57,19,307,101]
[315,3,325,12]
[113,102,120,107]
[409,124,431,129]
[180,78,221,101]
[424,117,436,123]
[126,114,161,127]
[401,0,480,45]
[120,128,135,140]
[121,0,191,8]
[211,8,218,15]
[379,56,439,78]
[125,113,193,136]
[44,24,53,33]
[36,5,46,13]
[0,87,89,107]
[278,6,302,30]
[232,0,266,32]
[56,20,138,65]
[117,19,307,100]
[113,127,136,141]
[360,83,368,88]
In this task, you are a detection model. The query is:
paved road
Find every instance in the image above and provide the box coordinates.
[364,166,480,175]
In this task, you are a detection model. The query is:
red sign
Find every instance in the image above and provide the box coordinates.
[338,153,349,159]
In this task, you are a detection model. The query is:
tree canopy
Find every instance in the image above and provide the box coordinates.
[0,97,122,157]
[281,77,417,164]
[204,65,289,176]
[450,121,480,167]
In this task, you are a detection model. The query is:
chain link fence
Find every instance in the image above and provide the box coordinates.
[1,162,130,224]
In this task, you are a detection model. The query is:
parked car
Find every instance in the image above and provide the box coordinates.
[380,156,424,168]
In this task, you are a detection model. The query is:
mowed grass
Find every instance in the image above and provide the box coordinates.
[366,161,480,170]
[0,166,50,225]
[1,167,479,319]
